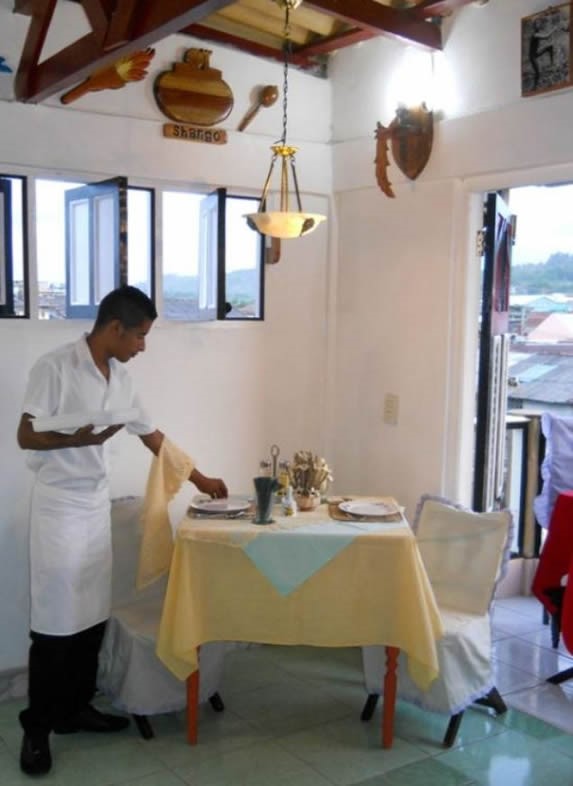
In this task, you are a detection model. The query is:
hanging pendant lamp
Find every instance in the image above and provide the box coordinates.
[245,0,326,239]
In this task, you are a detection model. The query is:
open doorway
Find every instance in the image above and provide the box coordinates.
[473,183,573,555]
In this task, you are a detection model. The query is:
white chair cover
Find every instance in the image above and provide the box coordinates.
[362,495,512,715]
[534,413,573,529]
[97,497,231,714]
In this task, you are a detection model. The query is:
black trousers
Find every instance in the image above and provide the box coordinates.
[19,620,107,735]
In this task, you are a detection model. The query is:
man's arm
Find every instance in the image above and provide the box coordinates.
[17,413,124,451]
[139,429,228,499]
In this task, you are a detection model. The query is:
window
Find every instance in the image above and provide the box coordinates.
[31,175,263,322]
[36,177,154,319]
[162,188,264,321]
[0,175,27,317]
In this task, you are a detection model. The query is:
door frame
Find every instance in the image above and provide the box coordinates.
[442,164,573,510]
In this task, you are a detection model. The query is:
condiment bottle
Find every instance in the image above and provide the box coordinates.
[277,460,290,498]
[259,459,272,478]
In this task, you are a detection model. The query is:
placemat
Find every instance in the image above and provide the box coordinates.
[327,496,403,523]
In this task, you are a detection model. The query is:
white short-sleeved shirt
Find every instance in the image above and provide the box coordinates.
[22,335,155,492]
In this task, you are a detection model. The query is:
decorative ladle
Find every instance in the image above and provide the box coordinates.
[237,84,279,132]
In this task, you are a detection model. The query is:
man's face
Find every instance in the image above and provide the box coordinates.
[112,319,154,363]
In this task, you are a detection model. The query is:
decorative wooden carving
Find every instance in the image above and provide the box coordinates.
[154,48,233,127]
[375,103,434,198]
[237,84,278,132]
[60,47,155,104]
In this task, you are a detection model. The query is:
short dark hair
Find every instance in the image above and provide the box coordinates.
[94,286,157,329]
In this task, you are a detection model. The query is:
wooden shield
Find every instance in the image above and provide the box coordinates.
[390,104,433,181]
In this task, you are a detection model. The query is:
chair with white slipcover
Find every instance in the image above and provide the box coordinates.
[361,495,513,747]
[97,496,229,740]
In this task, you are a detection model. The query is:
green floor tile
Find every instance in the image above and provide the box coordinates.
[438,727,573,786]
[381,757,477,786]
[494,708,565,740]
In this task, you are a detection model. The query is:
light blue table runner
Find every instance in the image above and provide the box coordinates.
[242,519,406,596]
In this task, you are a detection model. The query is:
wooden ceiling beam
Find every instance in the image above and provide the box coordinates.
[13,0,36,15]
[81,0,113,45]
[184,23,317,69]
[304,0,442,50]
[296,27,376,57]
[413,0,478,17]
[14,0,236,103]
[101,0,140,51]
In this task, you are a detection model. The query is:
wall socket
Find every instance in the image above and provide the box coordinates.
[383,393,399,425]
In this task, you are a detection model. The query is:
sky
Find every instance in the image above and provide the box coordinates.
[509,184,573,266]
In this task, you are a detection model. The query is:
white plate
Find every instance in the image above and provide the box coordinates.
[32,408,141,433]
[339,500,400,518]
[189,497,251,515]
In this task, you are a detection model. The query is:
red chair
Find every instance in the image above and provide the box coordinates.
[531,490,573,683]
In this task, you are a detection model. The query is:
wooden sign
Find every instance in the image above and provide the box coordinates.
[163,123,227,144]
[154,48,233,126]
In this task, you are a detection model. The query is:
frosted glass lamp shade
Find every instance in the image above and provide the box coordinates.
[245,211,326,239]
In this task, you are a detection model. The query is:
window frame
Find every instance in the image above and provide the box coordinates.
[0,173,29,319]
[3,169,265,323]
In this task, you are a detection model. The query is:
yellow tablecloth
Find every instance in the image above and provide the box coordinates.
[157,505,443,690]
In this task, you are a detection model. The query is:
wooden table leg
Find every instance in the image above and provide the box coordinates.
[382,646,399,748]
[186,662,200,745]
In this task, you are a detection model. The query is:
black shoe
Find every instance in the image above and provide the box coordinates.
[53,705,130,734]
[20,732,52,776]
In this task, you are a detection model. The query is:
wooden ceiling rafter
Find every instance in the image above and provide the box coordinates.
[11,0,479,104]
[184,23,317,68]
[304,0,442,50]
[14,0,236,102]
[295,27,376,58]
[412,0,481,19]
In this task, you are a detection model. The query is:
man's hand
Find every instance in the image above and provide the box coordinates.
[71,424,125,447]
[190,469,228,499]
[17,413,124,451]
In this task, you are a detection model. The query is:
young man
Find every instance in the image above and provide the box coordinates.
[17,285,227,776]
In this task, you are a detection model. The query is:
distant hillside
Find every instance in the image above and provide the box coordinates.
[511,253,573,294]
[163,269,258,303]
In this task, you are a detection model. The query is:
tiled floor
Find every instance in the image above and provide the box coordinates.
[2,596,573,785]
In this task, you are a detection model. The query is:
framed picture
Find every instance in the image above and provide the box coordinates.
[522,3,572,97]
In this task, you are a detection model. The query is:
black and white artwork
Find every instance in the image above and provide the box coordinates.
[522,4,571,97]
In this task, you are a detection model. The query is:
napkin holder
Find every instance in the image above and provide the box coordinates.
[253,476,280,524]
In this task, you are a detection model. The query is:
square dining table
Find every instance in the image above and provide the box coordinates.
[156,501,443,748]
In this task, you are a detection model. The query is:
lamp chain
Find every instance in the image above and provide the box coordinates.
[280,6,291,146]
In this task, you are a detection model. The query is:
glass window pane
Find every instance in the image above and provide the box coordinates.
[128,188,152,296]
[162,191,202,320]
[9,178,25,316]
[0,190,5,306]
[69,199,91,305]
[36,179,83,319]
[93,193,115,303]
[225,196,263,319]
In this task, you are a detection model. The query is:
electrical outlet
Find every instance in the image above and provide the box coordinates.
[383,393,399,425]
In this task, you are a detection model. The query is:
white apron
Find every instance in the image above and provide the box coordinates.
[30,481,112,635]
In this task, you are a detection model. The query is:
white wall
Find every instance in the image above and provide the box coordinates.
[329,1,573,520]
[0,3,331,671]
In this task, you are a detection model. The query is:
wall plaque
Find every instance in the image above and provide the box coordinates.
[163,123,227,144]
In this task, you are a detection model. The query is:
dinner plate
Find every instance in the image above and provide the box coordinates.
[338,500,400,518]
[31,408,141,433]
[189,497,251,515]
